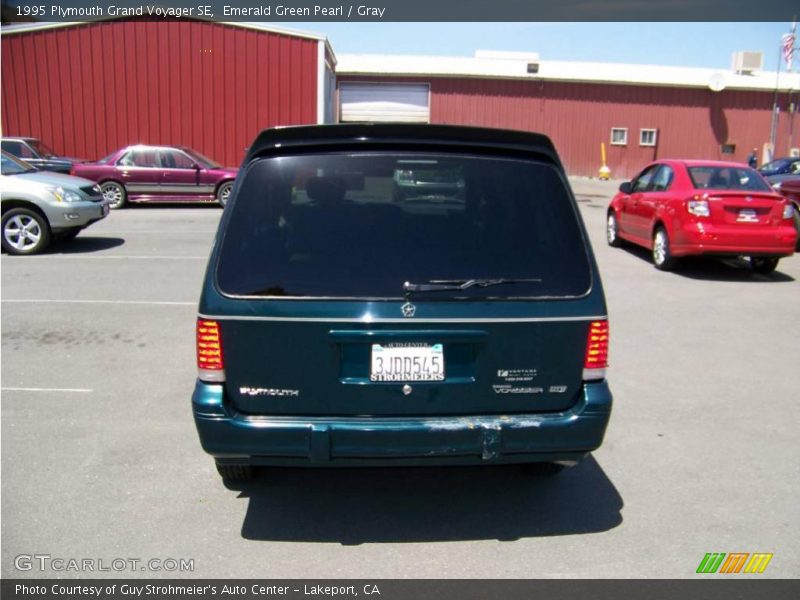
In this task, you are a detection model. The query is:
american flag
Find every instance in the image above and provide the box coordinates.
[783,25,796,71]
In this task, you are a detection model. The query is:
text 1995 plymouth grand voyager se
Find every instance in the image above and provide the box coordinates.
[192,125,612,483]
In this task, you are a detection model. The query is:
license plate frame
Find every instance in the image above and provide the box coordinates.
[737,208,758,223]
[370,343,445,382]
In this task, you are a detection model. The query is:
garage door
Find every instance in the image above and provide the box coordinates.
[339,83,430,123]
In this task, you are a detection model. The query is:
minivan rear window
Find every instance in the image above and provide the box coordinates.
[216,153,591,299]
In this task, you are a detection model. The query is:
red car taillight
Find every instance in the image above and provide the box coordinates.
[687,196,710,217]
[197,319,225,382]
[583,320,609,381]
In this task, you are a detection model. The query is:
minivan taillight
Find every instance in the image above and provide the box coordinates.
[583,320,609,381]
[197,319,225,382]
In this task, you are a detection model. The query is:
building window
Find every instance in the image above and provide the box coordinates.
[721,144,736,155]
[610,128,628,146]
[640,129,657,147]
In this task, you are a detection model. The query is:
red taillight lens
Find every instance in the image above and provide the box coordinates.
[583,320,609,380]
[687,198,710,217]
[197,319,224,376]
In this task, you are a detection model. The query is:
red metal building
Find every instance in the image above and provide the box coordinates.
[1,20,336,167]
[4,24,799,179]
[337,53,800,179]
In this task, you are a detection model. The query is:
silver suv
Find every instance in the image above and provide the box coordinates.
[1,151,110,255]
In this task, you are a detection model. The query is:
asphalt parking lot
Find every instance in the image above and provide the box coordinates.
[1,178,798,579]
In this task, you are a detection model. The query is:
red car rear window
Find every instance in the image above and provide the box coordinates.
[687,166,771,191]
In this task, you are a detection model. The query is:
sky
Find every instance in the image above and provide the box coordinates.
[286,22,797,72]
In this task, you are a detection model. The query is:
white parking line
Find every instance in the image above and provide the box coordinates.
[2,387,93,393]
[2,299,195,306]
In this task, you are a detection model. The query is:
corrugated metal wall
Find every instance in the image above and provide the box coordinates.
[1,21,320,167]
[341,75,796,179]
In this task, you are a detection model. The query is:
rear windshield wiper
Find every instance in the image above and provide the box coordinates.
[403,278,542,294]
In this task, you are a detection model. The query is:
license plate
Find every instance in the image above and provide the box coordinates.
[737,208,758,222]
[370,343,445,382]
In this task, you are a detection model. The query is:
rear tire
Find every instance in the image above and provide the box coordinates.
[101,181,127,209]
[749,256,780,274]
[1,207,51,255]
[606,211,622,247]
[793,207,800,251]
[522,462,567,476]
[215,462,254,483]
[217,181,233,207]
[652,226,675,270]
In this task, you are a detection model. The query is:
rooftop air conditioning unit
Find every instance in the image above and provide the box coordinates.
[731,51,763,74]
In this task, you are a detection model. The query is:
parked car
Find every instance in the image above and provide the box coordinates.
[763,170,800,188]
[392,166,465,202]
[758,156,800,177]
[1,151,110,255]
[192,124,612,484]
[761,157,800,190]
[72,145,238,209]
[772,176,800,249]
[1,137,87,174]
[607,160,797,273]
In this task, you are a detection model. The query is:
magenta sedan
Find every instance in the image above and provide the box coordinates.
[72,145,238,209]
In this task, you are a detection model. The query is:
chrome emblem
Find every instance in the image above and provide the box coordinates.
[401,302,416,318]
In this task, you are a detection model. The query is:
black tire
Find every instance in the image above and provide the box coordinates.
[54,227,81,242]
[749,256,780,274]
[652,226,676,270]
[100,181,127,209]
[606,211,622,247]
[793,207,800,251]
[522,462,567,476]
[216,181,233,207]
[215,462,254,483]
[1,207,51,255]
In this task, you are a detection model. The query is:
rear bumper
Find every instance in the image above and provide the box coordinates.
[192,380,613,467]
[673,222,797,257]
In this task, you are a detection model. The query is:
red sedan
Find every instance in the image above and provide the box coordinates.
[607,160,797,273]
[72,145,238,209]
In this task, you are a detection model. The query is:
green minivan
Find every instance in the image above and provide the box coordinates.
[192,124,612,483]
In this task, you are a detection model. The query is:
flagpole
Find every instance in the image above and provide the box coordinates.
[790,20,797,153]
[773,19,798,159]
[769,43,782,161]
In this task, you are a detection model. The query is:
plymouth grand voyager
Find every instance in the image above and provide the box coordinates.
[192,124,612,483]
